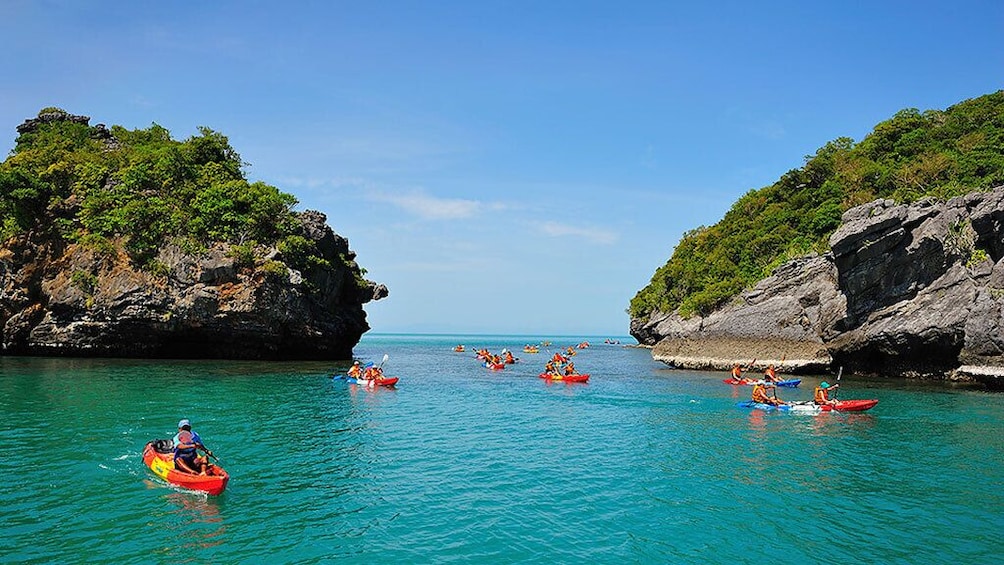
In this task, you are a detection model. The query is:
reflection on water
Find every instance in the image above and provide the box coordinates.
[155,492,227,558]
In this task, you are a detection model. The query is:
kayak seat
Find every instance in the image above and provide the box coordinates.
[152,439,174,454]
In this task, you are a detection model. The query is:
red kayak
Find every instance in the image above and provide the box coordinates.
[348,376,399,387]
[538,373,590,383]
[142,440,229,496]
[821,399,879,412]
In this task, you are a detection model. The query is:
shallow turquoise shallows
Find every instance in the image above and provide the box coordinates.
[2,334,1002,564]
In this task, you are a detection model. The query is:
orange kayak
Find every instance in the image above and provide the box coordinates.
[142,440,229,496]
[538,373,589,383]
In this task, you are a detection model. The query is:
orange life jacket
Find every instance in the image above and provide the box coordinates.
[752,384,770,403]
[814,387,830,404]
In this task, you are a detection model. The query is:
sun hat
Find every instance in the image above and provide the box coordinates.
[178,418,191,428]
[820,382,830,389]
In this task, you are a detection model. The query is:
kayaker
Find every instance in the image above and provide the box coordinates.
[504,351,516,364]
[173,419,213,475]
[814,381,840,406]
[730,363,744,383]
[764,364,778,383]
[751,381,785,406]
[564,361,576,376]
[363,365,383,380]
[347,361,362,379]
[544,361,559,376]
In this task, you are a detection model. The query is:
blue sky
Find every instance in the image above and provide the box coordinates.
[2,1,1001,337]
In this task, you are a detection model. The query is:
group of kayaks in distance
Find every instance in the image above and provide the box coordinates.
[726,359,878,413]
[458,341,593,382]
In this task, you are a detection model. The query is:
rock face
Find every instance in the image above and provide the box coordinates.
[633,186,1004,389]
[0,211,387,360]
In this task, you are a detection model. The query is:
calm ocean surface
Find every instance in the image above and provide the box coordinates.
[2,333,1002,564]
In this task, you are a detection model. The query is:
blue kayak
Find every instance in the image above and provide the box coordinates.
[737,400,792,411]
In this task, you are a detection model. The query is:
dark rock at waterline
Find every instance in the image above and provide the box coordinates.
[633,185,1004,388]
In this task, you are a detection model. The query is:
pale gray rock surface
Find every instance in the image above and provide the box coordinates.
[633,185,1004,389]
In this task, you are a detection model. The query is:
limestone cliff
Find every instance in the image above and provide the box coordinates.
[0,209,387,359]
[631,186,1004,389]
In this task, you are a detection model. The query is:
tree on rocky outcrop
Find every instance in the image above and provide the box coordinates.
[0,108,386,359]
[630,91,1004,325]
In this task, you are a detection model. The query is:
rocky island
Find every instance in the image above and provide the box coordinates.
[629,92,1004,390]
[0,109,386,359]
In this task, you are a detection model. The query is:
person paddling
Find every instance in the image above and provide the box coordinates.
[173,419,214,475]
[814,381,840,406]
[729,359,755,384]
[751,381,785,406]
[763,364,779,383]
[347,361,363,379]
[730,363,745,384]
[564,361,576,376]
[363,364,383,380]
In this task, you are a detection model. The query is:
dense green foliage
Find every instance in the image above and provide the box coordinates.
[630,91,1004,320]
[0,109,336,279]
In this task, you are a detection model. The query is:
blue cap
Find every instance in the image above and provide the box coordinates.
[820,382,830,389]
[178,419,191,428]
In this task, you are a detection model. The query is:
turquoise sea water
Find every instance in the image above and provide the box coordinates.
[2,333,1002,564]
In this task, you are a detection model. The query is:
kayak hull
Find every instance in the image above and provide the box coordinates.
[822,399,879,412]
[723,378,801,388]
[142,441,229,496]
[538,373,590,383]
[736,399,878,413]
[346,376,399,387]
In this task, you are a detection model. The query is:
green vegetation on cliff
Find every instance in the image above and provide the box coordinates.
[630,91,1004,320]
[0,108,341,280]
